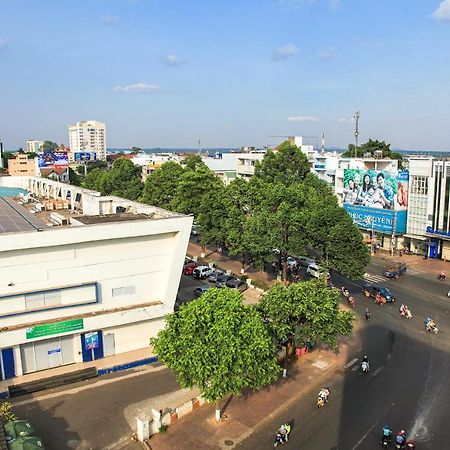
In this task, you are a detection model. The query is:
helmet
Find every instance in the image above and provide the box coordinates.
[384,425,390,429]
[400,430,405,434]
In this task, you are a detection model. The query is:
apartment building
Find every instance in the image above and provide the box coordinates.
[26,140,43,154]
[8,154,37,176]
[0,176,192,384]
[68,121,106,161]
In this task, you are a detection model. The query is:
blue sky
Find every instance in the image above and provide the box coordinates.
[1,0,450,150]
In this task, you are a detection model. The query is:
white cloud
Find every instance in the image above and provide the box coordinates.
[272,43,299,61]
[432,0,450,21]
[113,83,161,93]
[163,54,185,66]
[317,46,337,59]
[101,14,121,26]
[337,117,354,123]
[287,116,318,122]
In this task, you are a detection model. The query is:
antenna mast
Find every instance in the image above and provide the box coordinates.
[354,111,360,157]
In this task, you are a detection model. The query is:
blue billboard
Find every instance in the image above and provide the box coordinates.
[74,152,97,162]
[343,169,408,234]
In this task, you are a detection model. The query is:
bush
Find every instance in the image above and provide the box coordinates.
[239,274,248,282]
[159,424,168,433]
[251,279,270,291]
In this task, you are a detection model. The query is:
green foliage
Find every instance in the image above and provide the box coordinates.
[0,402,17,421]
[254,141,311,185]
[41,140,58,152]
[181,154,205,171]
[141,161,185,209]
[151,288,279,403]
[342,139,403,169]
[27,152,38,159]
[82,168,107,192]
[251,279,270,291]
[258,280,354,350]
[87,160,109,172]
[68,167,82,186]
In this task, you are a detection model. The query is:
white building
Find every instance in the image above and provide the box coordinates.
[68,121,106,161]
[236,152,266,179]
[311,151,339,185]
[406,157,450,259]
[26,140,44,154]
[0,176,192,382]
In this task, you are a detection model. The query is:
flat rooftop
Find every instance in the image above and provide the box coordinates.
[0,197,47,233]
[74,213,154,225]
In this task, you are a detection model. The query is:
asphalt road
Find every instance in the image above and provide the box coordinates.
[237,260,450,450]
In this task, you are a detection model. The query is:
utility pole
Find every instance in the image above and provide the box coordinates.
[354,111,360,158]
[321,132,325,152]
[391,209,397,257]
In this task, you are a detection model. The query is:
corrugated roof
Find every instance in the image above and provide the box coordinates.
[0,197,46,233]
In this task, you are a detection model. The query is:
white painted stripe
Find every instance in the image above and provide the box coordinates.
[344,358,358,369]
[351,365,359,372]
[371,366,384,377]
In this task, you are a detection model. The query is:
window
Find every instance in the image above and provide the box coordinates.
[411,176,428,195]
[112,285,136,297]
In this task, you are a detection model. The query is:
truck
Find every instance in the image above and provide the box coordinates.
[382,262,407,279]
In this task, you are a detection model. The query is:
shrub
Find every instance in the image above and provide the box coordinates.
[251,279,270,291]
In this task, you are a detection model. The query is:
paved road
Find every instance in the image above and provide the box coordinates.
[238,261,450,449]
[12,366,181,450]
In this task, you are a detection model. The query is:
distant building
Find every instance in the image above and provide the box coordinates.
[8,154,37,177]
[236,152,266,179]
[68,121,106,161]
[26,140,43,154]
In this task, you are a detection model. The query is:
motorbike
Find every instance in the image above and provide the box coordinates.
[348,296,356,308]
[380,435,391,448]
[447,290,450,298]
[395,442,406,449]
[273,427,290,448]
[400,307,412,319]
[438,273,446,280]
[317,388,330,408]
[361,361,370,373]
[341,287,350,298]
[425,322,438,334]
[365,310,371,321]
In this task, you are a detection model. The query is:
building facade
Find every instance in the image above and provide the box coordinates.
[68,121,106,161]
[8,154,37,176]
[26,140,43,154]
[0,176,192,382]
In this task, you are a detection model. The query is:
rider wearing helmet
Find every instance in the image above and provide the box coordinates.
[382,424,392,443]
[278,423,291,443]
[396,430,406,446]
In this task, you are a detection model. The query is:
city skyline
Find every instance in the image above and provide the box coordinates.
[1,0,450,150]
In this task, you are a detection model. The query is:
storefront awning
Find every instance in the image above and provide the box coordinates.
[403,234,427,241]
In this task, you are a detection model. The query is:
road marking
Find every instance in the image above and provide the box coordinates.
[364,273,386,283]
[371,366,384,377]
[351,365,359,372]
[344,358,358,369]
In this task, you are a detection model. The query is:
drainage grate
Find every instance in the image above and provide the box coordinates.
[224,440,234,446]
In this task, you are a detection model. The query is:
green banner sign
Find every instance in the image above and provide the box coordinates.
[26,319,84,339]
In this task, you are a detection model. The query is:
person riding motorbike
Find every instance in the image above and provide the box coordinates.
[318,387,330,402]
[381,424,392,445]
[400,304,412,319]
[438,272,446,280]
[361,355,370,372]
[365,308,371,320]
[348,296,356,307]
[396,430,406,447]
[274,423,291,446]
[341,286,349,297]
[425,317,437,332]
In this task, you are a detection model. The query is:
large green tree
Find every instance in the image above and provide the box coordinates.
[254,140,311,185]
[141,161,185,209]
[102,158,143,200]
[41,141,58,152]
[258,280,354,352]
[151,289,279,420]
[81,168,107,192]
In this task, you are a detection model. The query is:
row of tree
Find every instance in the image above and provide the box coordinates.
[152,279,354,419]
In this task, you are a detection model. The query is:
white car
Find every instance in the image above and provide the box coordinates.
[306,263,329,279]
[287,256,298,269]
[192,266,214,279]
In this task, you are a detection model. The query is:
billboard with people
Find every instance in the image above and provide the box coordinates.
[343,169,408,234]
[38,151,69,169]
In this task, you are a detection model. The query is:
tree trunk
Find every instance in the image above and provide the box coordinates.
[215,400,221,421]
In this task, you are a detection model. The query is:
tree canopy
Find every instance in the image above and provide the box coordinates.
[151,289,279,405]
[258,280,354,350]
[342,139,404,169]
[41,141,58,152]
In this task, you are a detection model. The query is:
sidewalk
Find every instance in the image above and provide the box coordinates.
[147,330,360,450]
[373,250,450,274]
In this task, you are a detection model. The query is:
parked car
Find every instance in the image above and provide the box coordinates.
[383,262,407,279]
[208,270,224,283]
[362,283,396,302]
[299,256,315,267]
[193,286,209,297]
[216,274,235,288]
[287,256,298,270]
[183,260,197,276]
[306,263,329,279]
[192,265,214,279]
[225,279,248,292]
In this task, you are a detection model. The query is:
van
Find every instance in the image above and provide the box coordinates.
[306,263,329,279]
[192,265,214,279]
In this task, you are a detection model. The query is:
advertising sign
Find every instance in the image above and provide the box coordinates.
[84,332,100,350]
[26,319,84,339]
[74,152,97,162]
[38,151,69,169]
[343,169,408,234]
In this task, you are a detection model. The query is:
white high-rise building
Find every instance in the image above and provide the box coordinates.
[68,120,106,161]
[26,140,44,153]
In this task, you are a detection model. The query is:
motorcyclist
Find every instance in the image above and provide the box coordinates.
[425,317,436,331]
[318,387,330,402]
[361,355,370,372]
[381,424,392,443]
[396,430,406,446]
[341,286,349,297]
[438,271,446,280]
[276,423,291,443]
[365,308,371,320]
